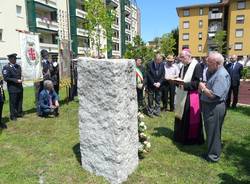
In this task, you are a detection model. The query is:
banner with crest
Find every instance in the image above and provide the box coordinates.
[19,32,42,85]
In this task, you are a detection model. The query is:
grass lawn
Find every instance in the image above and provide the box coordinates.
[0,87,250,184]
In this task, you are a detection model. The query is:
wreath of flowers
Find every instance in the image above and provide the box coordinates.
[138,112,151,159]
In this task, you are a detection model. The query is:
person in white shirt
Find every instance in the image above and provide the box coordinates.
[161,55,180,111]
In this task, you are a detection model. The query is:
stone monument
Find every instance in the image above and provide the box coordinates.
[78,57,139,184]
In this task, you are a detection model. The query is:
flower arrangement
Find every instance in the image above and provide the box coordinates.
[138,112,151,159]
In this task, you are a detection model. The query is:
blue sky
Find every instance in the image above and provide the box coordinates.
[136,0,218,42]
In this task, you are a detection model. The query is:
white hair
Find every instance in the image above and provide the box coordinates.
[43,80,53,90]
[208,51,224,65]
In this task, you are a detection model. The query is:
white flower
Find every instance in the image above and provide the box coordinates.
[138,113,145,119]
[139,122,145,127]
[145,142,151,149]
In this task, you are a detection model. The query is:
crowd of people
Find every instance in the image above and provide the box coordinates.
[0,49,63,129]
[0,48,244,163]
[135,50,243,163]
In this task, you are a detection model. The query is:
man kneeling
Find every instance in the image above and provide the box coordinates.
[38,80,59,117]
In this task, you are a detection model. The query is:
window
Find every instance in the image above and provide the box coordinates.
[183,9,190,16]
[16,5,22,17]
[183,21,189,29]
[126,34,131,41]
[198,44,202,52]
[182,33,189,40]
[236,15,245,24]
[112,43,119,51]
[234,43,243,50]
[125,23,130,30]
[182,45,189,49]
[113,30,119,38]
[199,20,203,28]
[115,17,119,25]
[235,29,244,37]
[198,32,202,40]
[199,8,203,15]
[238,1,246,9]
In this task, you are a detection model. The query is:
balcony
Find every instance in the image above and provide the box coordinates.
[36,17,59,32]
[125,5,131,16]
[112,37,119,43]
[34,0,57,9]
[125,40,131,45]
[208,33,216,39]
[125,29,131,35]
[77,28,89,37]
[78,47,90,55]
[76,9,87,19]
[112,24,119,30]
[125,17,131,23]
[208,12,223,20]
[40,43,58,53]
[106,0,119,8]
[112,50,120,56]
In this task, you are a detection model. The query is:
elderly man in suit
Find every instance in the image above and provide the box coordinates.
[226,55,243,108]
[146,53,165,117]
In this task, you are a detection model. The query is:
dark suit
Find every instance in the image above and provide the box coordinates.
[2,63,23,120]
[146,61,165,116]
[0,80,5,127]
[226,62,243,108]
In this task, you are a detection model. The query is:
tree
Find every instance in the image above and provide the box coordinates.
[160,33,176,56]
[124,35,155,65]
[212,30,227,54]
[171,27,179,56]
[84,0,115,58]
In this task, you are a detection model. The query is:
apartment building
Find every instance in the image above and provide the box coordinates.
[177,0,250,58]
[0,0,140,61]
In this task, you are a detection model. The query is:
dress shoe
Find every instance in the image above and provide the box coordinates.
[10,117,17,121]
[0,123,7,129]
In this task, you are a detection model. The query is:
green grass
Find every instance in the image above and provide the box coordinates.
[0,87,250,184]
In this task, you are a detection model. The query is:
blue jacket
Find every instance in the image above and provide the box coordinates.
[38,89,58,114]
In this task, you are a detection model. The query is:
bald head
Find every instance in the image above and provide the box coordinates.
[207,51,224,72]
[179,49,192,64]
[231,54,237,62]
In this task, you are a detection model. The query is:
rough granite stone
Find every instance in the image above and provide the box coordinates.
[78,57,139,184]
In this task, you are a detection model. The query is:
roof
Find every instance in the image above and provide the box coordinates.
[176,0,229,16]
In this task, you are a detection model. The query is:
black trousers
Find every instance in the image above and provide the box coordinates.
[9,91,23,119]
[137,88,144,110]
[161,80,176,110]
[0,101,3,124]
[226,85,239,107]
[147,88,161,115]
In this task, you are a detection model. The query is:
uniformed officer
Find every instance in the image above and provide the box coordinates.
[2,53,23,121]
[0,78,6,128]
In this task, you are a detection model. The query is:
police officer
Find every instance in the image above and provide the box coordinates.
[0,78,6,128]
[2,53,23,121]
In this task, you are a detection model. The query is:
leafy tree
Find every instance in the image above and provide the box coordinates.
[212,30,227,54]
[124,35,155,65]
[160,33,176,56]
[84,0,115,58]
[171,27,179,56]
